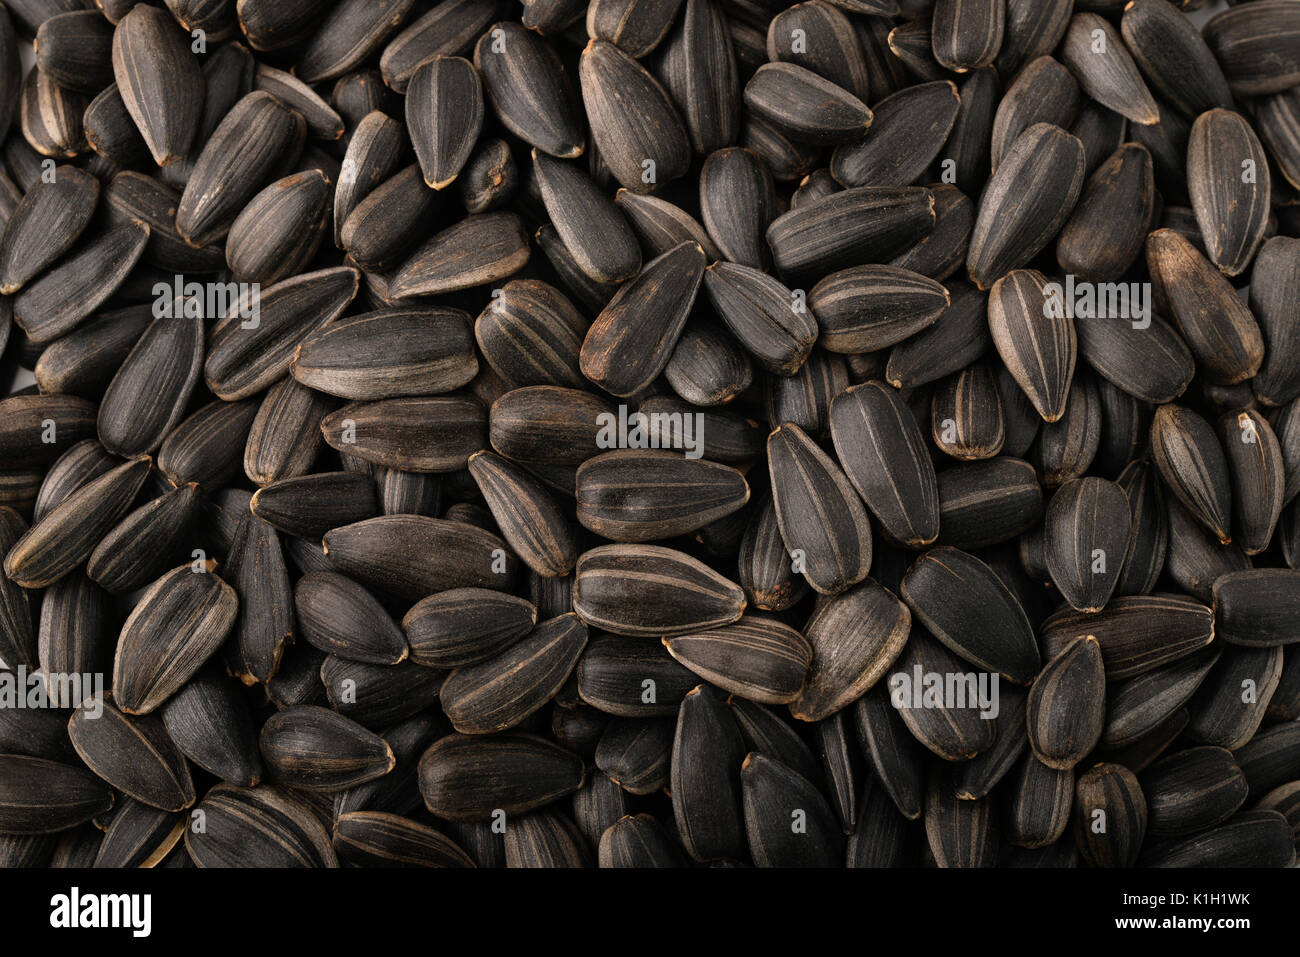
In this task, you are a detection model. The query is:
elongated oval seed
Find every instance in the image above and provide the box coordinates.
[1044,477,1132,613]
[111,5,203,167]
[0,754,114,835]
[988,269,1076,422]
[1213,569,1300,648]
[580,241,705,396]
[663,616,811,706]
[261,705,395,791]
[112,565,238,715]
[418,732,585,820]
[1187,109,1271,278]
[402,587,537,668]
[468,450,577,578]
[967,124,1086,290]
[2,455,151,589]
[702,261,818,376]
[68,695,196,811]
[767,422,873,596]
[829,382,938,547]
[573,544,745,637]
[1220,410,1284,555]
[810,264,949,354]
[293,570,408,665]
[474,22,584,159]
[442,614,588,733]
[1059,13,1159,126]
[1151,404,1234,545]
[1073,763,1147,868]
[292,308,478,401]
[900,546,1040,684]
[0,164,97,295]
[831,81,960,188]
[1027,635,1105,769]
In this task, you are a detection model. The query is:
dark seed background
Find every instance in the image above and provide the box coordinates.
[0,0,1298,870]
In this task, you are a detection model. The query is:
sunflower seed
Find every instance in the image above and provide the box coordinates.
[0,163,97,294]
[111,5,203,167]
[1027,635,1105,769]
[419,732,584,820]
[1072,762,1146,868]
[924,763,999,868]
[68,694,195,811]
[0,754,113,834]
[967,123,1086,290]
[1202,0,1300,97]
[260,705,395,792]
[185,783,337,867]
[1102,649,1220,749]
[900,546,1040,684]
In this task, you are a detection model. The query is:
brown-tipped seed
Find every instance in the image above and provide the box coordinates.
[1145,229,1264,385]
[931,361,1006,460]
[92,799,183,868]
[1006,754,1073,850]
[1059,13,1159,125]
[85,472,196,588]
[1187,109,1271,278]
[767,423,873,596]
[900,546,1040,684]
[160,666,264,787]
[702,261,818,376]
[260,705,395,792]
[176,92,308,247]
[324,515,518,602]
[829,382,939,547]
[573,544,745,637]
[293,308,478,401]
[810,264,948,354]
[0,165,97,295]
[576,450,749,544]
[671,685,746,861]
[1044,477,1132,613]
[225,172,332,286]
[1027,635,1106,769]
[1120,0,1232,119]
[988,269,1077,422]
[738,495,809,613]
[35,10,114,95]
[321,396,485,474]
[580,39,689,191]
[1040,593,1215,680]
[1218,411,1285,556]
[442,614,588,734]
[967,123,1086,290]
[407,56,482,190]
[1073,762,1147,868]
[68,695,195,812]
[1141,746,1248,838]
[598,814,685,868]
[293,571,408,666]
[767,185,935,280]
[206,266,360,401]
[185,783,337,867]
[111,5,203,167]
[743,62,871,148]
[1213,569,1300,648]
[1151,404,1234,545]
[403,588,537,669]
[580,241,705,396]
[698,148,775,271]
[1202,1,1300,97]
[244,378,334,490]
[2,455,151,589]
[391,212,530,299]
[333,811,476,868]
[418,732,585,821]
[0,754,114,835]
[931,0,1003,72]
[474,22,584,159]
[1057,143,1155,282]
[156,398,260,490]
[112,565,238,716]
[663,615,811,706]
[469,450,577,577]
[21,65,87,158]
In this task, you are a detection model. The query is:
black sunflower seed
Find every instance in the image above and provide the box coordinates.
[68,694,196,812]
[418,732,585,821]
[261,705,396,792]
[111,5,203,167]
[1043,477,1132,613]
[1027,635,1106,769]
[1072,762,1147,868]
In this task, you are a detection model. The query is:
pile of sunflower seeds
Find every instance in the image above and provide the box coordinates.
[0,0,1299,869]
